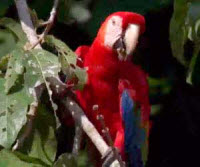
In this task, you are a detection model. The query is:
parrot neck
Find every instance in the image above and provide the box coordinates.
[90,38,119,66]
[84,38,120,78]
[92,38,118,63]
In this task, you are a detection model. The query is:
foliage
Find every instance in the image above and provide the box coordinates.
[0,149,44,167]
[44,35,87,90]
[0,0,200,166]
[0,78,31,148]
[19,104,57,166]
[170,0,200,85]
[54,151,91,167]
[0,14,87,166]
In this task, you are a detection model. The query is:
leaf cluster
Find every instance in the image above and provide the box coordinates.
[170,0,200,85]
[0,17,87,167]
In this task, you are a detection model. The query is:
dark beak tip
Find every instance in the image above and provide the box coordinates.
[113,37,126,51]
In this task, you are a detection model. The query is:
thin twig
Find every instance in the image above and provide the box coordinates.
[63,97,121,167]
[14,1,122,166]
[47,77,123,166]
[14,0,41,48]
[12,102,38,151]
[72,124,83,157]
[29,0,60,50]
[64,97,108,156]
[94,106,125,167]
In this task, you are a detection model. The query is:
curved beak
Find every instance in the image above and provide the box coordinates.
[113,24,140,61]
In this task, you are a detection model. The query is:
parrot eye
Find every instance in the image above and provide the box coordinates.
[112,19,116,25]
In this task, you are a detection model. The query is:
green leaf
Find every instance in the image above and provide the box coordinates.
[24,49,60,83]
[186,2,200,41]
[0,29,17,59]
[24,49,60,105]
[0,149,43,167]
[77,151,92,167]
[5,49,25,93]
[45,35,77,65]
[170,1,200,85]
[186,46,200,85]
[53,153,77,167]
[185,2,200,85]
[54,150,92,167]
[73,67,87,90]
[169,0,189,66]
[44,35,77,75]
[14,151,50,167]
[0,78,31,148]
[20,104,57,166]
[45,35,87,89]
[0,18,27,44]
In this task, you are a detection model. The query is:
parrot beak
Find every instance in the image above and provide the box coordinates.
[113,24,140,61]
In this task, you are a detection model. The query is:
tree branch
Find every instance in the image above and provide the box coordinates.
[14,0,41,48]
[64,97,108,156]
[29,0,60,50]
[63,97,121,167]
[97,114,125,167]
[94,105,125,167]
[14,1,123,166]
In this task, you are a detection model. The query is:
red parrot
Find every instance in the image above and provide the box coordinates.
[74,12,150,166]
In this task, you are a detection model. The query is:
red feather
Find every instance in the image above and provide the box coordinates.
[67,11,150,165]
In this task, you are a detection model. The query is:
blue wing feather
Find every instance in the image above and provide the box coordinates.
[121,89,145,167]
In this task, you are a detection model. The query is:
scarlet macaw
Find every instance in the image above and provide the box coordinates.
[74,12,151,166]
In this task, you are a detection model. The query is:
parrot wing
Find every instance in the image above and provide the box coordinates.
[120,84,147,167]
[75,45,90,67]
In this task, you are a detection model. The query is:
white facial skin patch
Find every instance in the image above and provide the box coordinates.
[104,16,123,49]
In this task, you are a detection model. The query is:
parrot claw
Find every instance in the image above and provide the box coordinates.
[102,147,124,167]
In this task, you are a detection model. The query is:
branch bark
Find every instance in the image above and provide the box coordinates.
[14,1,123,166]
[64,97,109,156]
[63,97,121,167]
[29,0,59,50]
[14,0,41,48]
[97,115,125,167]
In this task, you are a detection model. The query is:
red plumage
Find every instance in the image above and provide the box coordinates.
[69,12,150,165]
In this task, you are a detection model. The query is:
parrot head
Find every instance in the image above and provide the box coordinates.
[97,11,145,61]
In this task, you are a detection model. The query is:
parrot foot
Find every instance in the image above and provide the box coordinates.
[102,147,125,167]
